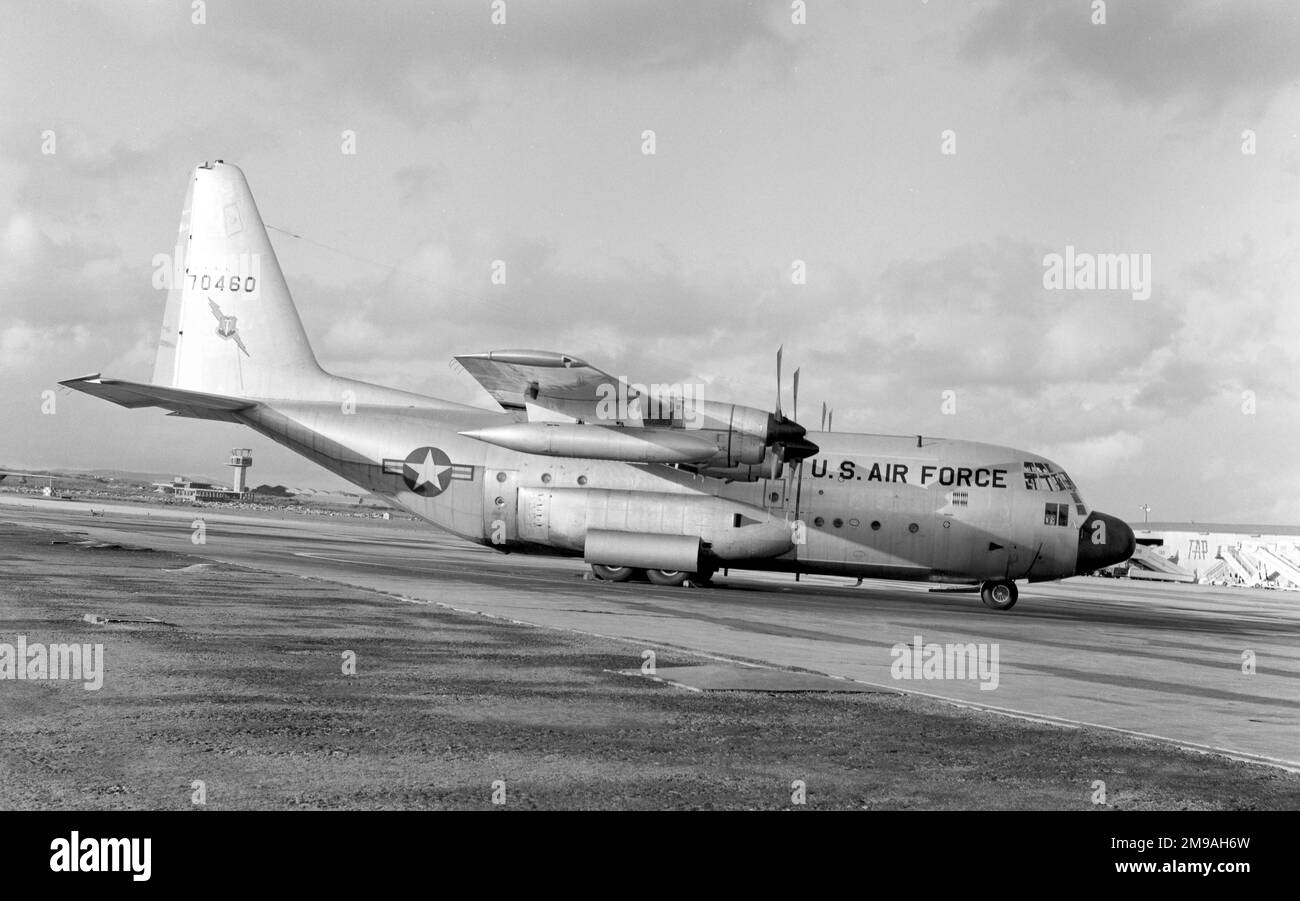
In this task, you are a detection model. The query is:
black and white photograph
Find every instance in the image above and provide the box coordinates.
[1,0,1296,882]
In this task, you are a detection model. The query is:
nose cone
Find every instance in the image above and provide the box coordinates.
[767,412,807,443]
[1075,511,1137,575]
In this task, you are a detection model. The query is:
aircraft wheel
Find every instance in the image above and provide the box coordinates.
[646,569,690,587]
[591,564,635,582]
[689,565,717,587]
[980,580,1018,610]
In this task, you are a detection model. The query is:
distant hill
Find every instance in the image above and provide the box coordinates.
[82,468,226,485]
[0,465,226,485]
[3,465,383,507]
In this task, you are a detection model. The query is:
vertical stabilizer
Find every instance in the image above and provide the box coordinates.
[153,161,324,398]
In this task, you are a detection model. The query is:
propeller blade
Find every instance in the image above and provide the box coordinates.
[775,345,783,417]
[828,409,833,432]
[820,401,826,432]
[792,368,800,423]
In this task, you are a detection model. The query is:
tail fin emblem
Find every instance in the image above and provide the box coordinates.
[208,297,250,356]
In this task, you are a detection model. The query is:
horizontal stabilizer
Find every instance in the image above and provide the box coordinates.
[59,374,256,422]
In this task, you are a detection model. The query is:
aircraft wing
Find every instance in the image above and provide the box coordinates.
[453,349,814,467]
[453,350,638,421]
[59,375,256,423]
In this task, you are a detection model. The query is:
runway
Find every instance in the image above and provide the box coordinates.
[4,495,1298,772]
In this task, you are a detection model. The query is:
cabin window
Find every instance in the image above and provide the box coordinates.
[1043,502,1070,527]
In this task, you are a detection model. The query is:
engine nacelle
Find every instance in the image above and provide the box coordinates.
[462,396,808,468]
[693,401,809,465]
[462,422,720,463]
[698,427,767,467]
[688,449,780,482]
[462,415,771,467]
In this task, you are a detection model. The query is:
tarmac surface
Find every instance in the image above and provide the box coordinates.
[3,494,1296,775]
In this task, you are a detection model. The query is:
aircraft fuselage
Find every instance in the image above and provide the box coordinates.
[232,378,1128,586]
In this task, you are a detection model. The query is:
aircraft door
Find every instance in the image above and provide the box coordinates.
[932,490,974,577]
[981,484,1019,578]
[1004,544,1020,578]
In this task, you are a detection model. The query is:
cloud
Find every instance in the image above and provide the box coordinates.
[834,239,1181,396]
[1039,430,1144,479]
[0,321,92,374]
[394,165,441,206]
[84,0,797,121]
[0,207,147,331]
[963,0,1300,115]
[2,212,43,265]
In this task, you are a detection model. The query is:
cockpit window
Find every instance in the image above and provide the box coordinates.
[1023,461,1076,492]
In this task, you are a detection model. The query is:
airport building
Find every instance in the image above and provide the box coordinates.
[1126,522,1300,589]
[228,448,253,493]
[152,476,244,502]
[152,449,254,502]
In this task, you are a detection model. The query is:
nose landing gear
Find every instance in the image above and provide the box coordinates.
[980,579,1018,610]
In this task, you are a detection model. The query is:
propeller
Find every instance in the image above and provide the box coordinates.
[767,347,809,447]
[818,401,835,433]
[766,348,819,480]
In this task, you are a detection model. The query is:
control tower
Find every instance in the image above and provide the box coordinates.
[227,448,253,494]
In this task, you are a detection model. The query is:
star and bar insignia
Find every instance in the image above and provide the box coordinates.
[381,446,473,497]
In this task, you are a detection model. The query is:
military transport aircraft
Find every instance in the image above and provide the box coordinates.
[61,162,1135,610]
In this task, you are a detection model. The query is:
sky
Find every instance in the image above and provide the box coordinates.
[2,0,1298,522]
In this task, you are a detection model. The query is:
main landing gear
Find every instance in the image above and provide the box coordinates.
[590,565,716,587]
[980,579,1018,610]
[590,565,635,582]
